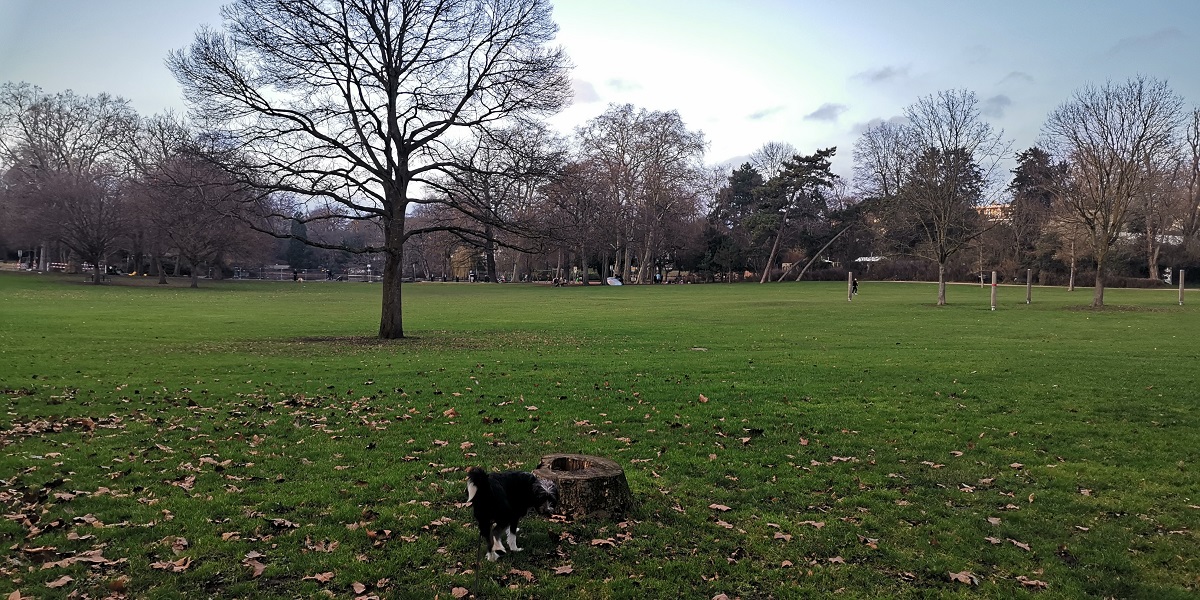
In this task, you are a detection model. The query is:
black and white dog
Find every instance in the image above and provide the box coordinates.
[466,467,558,561]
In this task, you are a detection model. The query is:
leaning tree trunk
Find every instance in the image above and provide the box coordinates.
[534,454,632,520]
[760,209,790,284]
[779,223,856,282]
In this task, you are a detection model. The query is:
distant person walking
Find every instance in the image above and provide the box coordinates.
[851,277,858,296]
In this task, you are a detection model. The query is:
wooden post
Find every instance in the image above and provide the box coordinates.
[1026,269,1032,304]
[990,271,997,311]
[1180,269,1185,306]
[847,271,853,302]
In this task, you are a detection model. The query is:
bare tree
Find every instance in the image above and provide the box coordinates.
[852,120,911,202]
[1042,77,1182,307]
[424,124,564,283]
[168,0,571,338]
[750,141,797,180]
[1133,155,1183,281]
[576,104,706,283]
[0,83,138,283]
[542,158,617,285]
[1180,108,1200,252]
[856,90,1009,305]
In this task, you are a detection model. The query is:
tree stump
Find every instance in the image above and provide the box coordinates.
[534,453,632,520]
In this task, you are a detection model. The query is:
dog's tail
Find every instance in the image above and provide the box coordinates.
[466,467,490,503]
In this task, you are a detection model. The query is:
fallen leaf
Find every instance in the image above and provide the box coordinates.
[303,572,335,583]
[774,531,792,542]
[1010,463,1024,469]
[715,520,734,529]
[1009,539,1031,552]
[699,394,709,403]
[46,575,73,589]
[985,536,1002,545]
[781,560,793,567]
[709,504,731,512]
[799,520,825,529]
[948,570,978,585]
[509,568,535,582]
[987,517,1001,526]
[150,556,192,572]
[451,587,469,598]
[590,538,616,547]
[1017,575,1049,589]
[353,582,368,594]
[246,558,267,577]
[553,565,574,575]
[827,556,845,564]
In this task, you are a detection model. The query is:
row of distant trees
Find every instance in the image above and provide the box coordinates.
[4,0,1200,336]
[851,79,1200,308]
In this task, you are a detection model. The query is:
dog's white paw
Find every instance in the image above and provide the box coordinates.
[505,529,523,552]
[486,551,499,561]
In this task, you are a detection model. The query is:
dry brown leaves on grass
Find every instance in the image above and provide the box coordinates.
[948,570,978,585]
[1017,575,1049,589]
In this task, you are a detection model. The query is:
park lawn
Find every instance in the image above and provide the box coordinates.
[0,271,1197,599]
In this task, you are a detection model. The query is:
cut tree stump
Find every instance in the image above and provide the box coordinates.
[534,453,632,520]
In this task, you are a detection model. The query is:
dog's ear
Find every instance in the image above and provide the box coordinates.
[536,477,557,498]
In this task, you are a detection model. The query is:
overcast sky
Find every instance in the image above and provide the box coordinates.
[3,0,1199,179]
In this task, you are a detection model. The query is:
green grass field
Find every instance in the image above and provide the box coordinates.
[1,272,1197,599]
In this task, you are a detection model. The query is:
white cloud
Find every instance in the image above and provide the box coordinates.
[804,103,848,122]
[748,106,785,121]
[981,94,1012,119]
[852,65,910,85]
[1107,28,1185,57]
[571,79,600,103]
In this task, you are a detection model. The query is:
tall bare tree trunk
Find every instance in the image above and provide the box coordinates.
[578,244,589,285]
[937,262,947,306]
[154,254,168,284]
[1145,220,1161,280]
[621,242,633,283]
[379,210,405,339]
[1068,237,1076,291]
[483,224,498,282]
[1092,267,1105,307]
